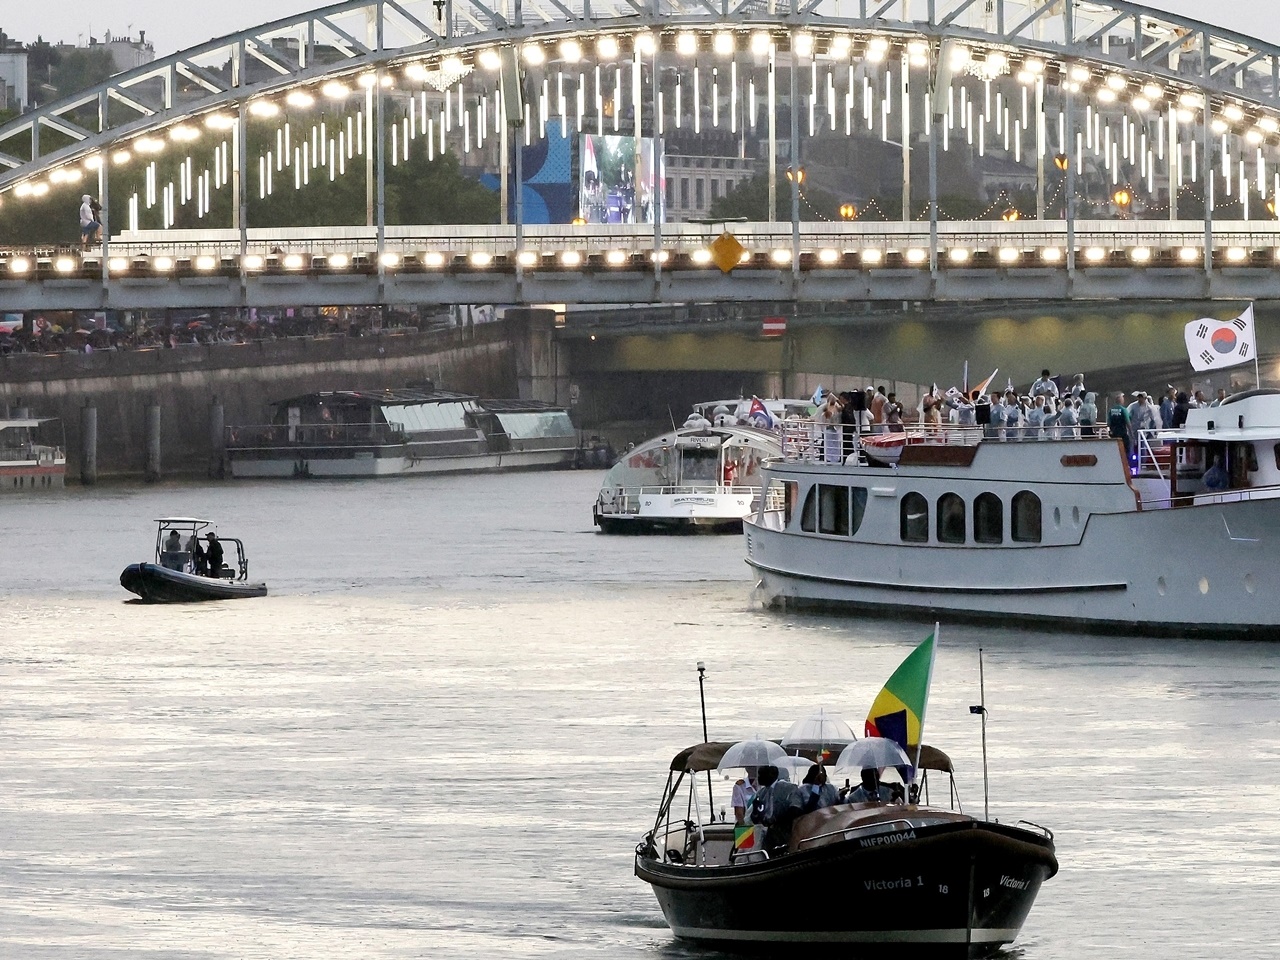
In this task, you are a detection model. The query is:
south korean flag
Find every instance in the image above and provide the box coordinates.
[1184,305,1256,372]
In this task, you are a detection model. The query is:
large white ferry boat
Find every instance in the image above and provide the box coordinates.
[593,399,808,533]
[744,389,1280,638]
[226,389,579,479]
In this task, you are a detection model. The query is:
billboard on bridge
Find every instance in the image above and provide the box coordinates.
[579,134,662,224]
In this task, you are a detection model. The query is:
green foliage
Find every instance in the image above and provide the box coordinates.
[709,171,840,222]
[52,49,115,99]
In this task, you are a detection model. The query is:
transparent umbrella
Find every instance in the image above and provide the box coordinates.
[715,738,789,771]
[780,708,857,753]
[834,737,911,771]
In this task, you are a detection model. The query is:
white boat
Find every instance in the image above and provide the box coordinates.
[0,418,65,492]
[593,399,808,533]
[744,388,1280,638]
[226,389,579,479]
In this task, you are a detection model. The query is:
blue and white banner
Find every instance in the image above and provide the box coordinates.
[1184,305,1255,372]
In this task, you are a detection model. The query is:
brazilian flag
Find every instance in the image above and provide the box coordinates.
[865,631,936,755]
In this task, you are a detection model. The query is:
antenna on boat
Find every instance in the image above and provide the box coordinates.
[669,406,677,431]
[969,647,990,822]
[696,661,714,813]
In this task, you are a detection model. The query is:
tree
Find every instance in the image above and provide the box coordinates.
[709,171,840,223]
[51,49,115,99]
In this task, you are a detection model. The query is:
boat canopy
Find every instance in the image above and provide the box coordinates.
[154,517,212,526]
[670,741,953,773]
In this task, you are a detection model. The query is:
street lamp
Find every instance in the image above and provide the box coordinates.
[786,167,805,185]
[839,202,857,220]
[1001,208,1020,222]
[1053,153,1069,172]
[1112,187,1133,219]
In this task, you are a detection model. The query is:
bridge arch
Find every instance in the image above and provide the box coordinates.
[2,0,1280,280]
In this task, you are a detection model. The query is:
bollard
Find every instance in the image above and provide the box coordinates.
[209,396,225,480]
[144,403,161,483]
[80,403,98,486]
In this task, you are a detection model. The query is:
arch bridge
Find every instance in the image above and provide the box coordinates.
[4,0,1280,308]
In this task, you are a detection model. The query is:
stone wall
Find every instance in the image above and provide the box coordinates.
[0,324,517,480]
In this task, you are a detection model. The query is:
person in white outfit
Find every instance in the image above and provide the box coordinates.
[78,195,99,249]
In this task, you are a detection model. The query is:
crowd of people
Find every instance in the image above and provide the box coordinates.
[803,370,1235,460]
[731,763,908,852]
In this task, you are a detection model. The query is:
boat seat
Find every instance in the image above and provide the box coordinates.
[159,550,188,571]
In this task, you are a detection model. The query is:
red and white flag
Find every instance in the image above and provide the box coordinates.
[762,316,787,337]
[1185,305,1255,372]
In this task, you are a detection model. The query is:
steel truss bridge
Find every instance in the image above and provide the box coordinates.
[4,0,1280,309]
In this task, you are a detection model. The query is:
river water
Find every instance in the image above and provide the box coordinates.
[2,469,1278,959]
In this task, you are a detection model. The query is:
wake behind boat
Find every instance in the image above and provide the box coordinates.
[120,518,267,603]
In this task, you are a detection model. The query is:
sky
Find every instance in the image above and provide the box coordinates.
[0,0,1276,58]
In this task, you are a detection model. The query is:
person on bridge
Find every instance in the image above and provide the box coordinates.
[78,195,100,250]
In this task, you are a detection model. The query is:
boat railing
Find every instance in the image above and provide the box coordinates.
[1015,819,1055,841]
[779,418,1115,465]
[225,422,406,447]
[1133,479,1280,511]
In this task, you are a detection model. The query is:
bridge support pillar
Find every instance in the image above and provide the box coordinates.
[80,402,98,487]
[511,308,569,405]
[144,402,161,483]
[209,396,225,480]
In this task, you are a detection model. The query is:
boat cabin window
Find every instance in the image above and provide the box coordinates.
[1011,491,1042,543]
[851,487,867,536]
[802,484,870,536]
[936,493,966,544]
[679,448,719,485]
[900,492,929,542]
[800,487,817,532]
[974,493,1003,544]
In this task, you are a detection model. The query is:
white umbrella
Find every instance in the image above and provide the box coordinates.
[834,737,911,771]
[780,708,857,753]
[716,738,789,771]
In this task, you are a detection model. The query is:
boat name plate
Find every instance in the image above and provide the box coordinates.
[1060,454,1099,467]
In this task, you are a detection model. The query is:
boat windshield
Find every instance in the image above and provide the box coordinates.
[153,518,211,568]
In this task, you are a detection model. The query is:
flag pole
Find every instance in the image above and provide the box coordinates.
[977,648,989,821]
[696,661,714,815]
[911,622,939,802]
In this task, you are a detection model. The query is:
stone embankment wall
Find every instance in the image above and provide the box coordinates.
[0,324,516,481]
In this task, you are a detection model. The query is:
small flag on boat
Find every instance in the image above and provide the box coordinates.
[762,316,787,337]
[1184,305,1255,372]
[748,397,775,429]
[734,825,761,852]
[973,368,999,398]
[865,631,937,755]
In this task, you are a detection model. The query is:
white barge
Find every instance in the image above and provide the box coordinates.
[744,389,1280,638]
[226,389,579,479]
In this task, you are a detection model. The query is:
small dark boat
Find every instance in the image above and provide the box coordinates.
[635,740,1057,956]
[120,517,267,603]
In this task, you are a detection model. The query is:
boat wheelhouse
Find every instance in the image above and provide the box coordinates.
[226,389,578,479]
[636,740,1056,953]
[0,418,65,492]
[593,398,811,532]
[745,389,1280,638]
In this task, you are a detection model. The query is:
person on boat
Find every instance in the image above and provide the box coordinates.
[732,767,762,825]
[1159,387,1178,429]
[846,768,896,804]
[1202,456,1230,492]
[1031,370,1058,399]
[188,534,207,576]
[1003,391,1022,440]
[884,393,903,430]
[164,529,183,554]
[1058,398,1079,439]
[1210,388,1229,407]
[1172,392,1192,429]
[1127,392,1158,454]
[1079,392,1098,436]
[814,392,844,463]
[1026,397,1045,440]
[1192,389,1209,408]
[204,532,225,578]
[1042,398,1062,439]
[800,764,840,813]
[749,765,805,849]
[1068,373,1087,401]
[1107,393,1132,456]
[986,392,1005,440]
[869,387,889,435]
